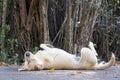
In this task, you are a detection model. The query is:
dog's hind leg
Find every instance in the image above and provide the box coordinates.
[88,42,98,56]
[77,47,97,69]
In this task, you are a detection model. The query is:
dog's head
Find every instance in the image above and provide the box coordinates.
[18,51,44,71]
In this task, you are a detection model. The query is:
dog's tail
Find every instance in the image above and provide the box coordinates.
[95,53,115,70]
[40,44,54,50]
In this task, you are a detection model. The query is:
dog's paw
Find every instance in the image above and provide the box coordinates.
[40,44,52,50]
[18,68,23,71]
[18,68,26,71]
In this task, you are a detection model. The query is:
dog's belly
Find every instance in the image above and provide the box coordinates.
[36,49,79,69]
[51,54,78,69]
[52,61,75,69]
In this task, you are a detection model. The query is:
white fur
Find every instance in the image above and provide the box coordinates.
[88,42,98,56]
[18,43,115,71]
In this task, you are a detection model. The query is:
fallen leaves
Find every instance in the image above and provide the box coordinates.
[49,68,55,72]
[0,62,6,66]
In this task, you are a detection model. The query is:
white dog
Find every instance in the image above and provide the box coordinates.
[18,42,115,71]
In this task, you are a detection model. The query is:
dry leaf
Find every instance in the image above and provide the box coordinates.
[49,68,55,72]
[0,62,6,66]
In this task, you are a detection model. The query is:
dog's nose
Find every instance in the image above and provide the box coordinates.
[26,52,30,57]
[25,51,31,57]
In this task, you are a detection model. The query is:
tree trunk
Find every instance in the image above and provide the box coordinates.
[76,0,101,55]
[0,0,8,61]
[64,0,73,53]
[13,0,50,54]
[18,0,31,51]
[39,0,50,43]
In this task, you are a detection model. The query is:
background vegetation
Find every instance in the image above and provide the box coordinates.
[0,0,120,64]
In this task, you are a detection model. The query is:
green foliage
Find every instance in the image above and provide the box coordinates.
[0,0,3,12]
[6,38,19,64]
[0,24,10,61]
[32,46,39,54]
[0,24,18,64]
[94,0,120,59]
[0,24,10,37]
[7,54,18,64]
[7,39,18,52]
[3,24,10,32]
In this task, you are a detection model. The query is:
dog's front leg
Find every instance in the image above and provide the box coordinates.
[44,56,54,69]
[18,65,30,71]
[18,62,30,71]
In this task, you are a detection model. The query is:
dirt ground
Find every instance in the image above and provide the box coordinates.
[0,65,120,80]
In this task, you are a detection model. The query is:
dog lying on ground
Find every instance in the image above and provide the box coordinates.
[18,42,115,71]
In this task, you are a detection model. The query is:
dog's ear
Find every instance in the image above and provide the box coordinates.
[34,64,43,70]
